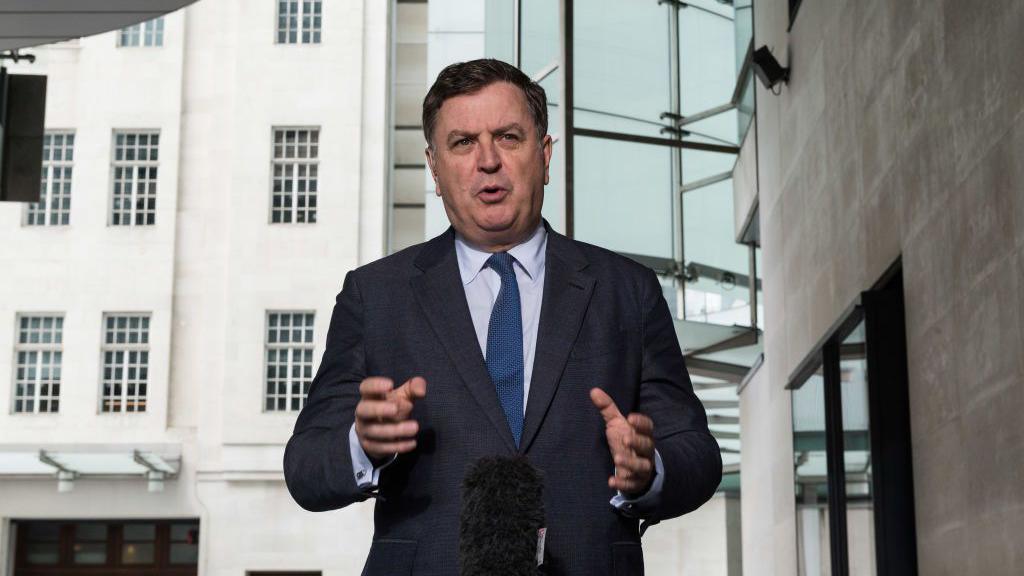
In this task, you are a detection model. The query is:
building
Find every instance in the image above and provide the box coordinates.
[2,0,1022,575]
[1,1,389,575]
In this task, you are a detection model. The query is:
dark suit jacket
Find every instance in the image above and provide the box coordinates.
[283,222,722,576]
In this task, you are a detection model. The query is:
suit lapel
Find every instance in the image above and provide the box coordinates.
[411,229,518,452]
[519,227,595,453]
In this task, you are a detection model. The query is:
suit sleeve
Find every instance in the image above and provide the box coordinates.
[283,271,372,511]
[636,267,723,521]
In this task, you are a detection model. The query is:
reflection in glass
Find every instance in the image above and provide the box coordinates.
[170,522,200,565]
[841,321,877,576]
[573,136,674,258]
[73,524,107,564]
[793,373,830,576]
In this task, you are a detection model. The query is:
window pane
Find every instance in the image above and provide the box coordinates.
[573,135,673,259]
[841,321,877,576]
[26,543,59,565]
[574,0,671,134]
[122,542,155,564]
[170,543,199,564]
[793,373,830,576]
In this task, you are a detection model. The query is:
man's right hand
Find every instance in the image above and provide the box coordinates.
[354,376,427,462]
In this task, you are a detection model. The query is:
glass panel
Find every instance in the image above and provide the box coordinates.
[574,0,672,134]
[484,0,515,63]
[573,135,674,259]
[170,543,199,564]
[793,373,831,576]
[734,0,755,140]
[123,523,155,541]
[122,542,155,564]
[841,321,877,576]
[26,543,59,565]
[679,1,739,146]
[520,0,559,77]
[73,543,106,565]
[682,158,752,327]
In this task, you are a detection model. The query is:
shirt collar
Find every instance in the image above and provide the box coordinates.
[455,222,547,285]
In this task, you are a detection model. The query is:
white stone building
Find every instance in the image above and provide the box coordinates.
[0,1,388,574]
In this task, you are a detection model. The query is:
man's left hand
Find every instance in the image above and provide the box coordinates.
[590,387,655,497]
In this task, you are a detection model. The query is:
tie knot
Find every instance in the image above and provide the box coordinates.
[487,252,516,277]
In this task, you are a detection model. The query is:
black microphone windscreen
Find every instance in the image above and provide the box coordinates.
[460,455,545,576]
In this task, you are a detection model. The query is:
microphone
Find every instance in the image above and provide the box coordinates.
[460,455,546,575]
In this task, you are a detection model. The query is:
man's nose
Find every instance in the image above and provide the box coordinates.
[476,139,501,173]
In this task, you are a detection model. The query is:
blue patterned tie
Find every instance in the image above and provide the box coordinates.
[485,252,525,446]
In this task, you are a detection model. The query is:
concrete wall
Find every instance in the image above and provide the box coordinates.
[740,0,1024,574]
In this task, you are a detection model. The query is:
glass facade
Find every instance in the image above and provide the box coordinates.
[479,0,760,494]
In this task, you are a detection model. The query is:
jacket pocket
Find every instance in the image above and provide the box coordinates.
[611,541,645,576]
[361,539,417,576]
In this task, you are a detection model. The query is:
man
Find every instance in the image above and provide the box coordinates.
[283,59,721,575]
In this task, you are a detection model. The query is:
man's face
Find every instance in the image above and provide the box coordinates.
[425,81,553,251]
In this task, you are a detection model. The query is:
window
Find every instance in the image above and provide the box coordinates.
[13,315,63,414]
[118,17,165,47]
[101,314,150,413]
[271,128,319,223]
[26,132,74,226]
[790,265,917,576]
[111,131,159,226]
[265,312,315,411]
[277,0,322,44]
[14,521,200,573]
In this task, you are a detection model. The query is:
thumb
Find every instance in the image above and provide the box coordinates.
[395,376,427,402]
[590,387,624,425]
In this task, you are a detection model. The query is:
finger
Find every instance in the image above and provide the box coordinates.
[391,397,416,421]
[628,431,655,458]
[362,439,417,455]
[590,387,624,424]
[359,420,419,442]
[609,475,648,494]
[393,376,427,403]
[359,377,394,399]
[614,452,653,478]
[355,399,399,422]
[627,413,654,437]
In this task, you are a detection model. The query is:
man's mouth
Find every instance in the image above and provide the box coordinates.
[477,186,509,203]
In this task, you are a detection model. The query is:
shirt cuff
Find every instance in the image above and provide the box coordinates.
[349,423,396,489]
[609,449,664,517]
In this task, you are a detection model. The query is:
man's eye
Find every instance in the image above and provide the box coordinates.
[456,138,472,146]
[501,134,519,141]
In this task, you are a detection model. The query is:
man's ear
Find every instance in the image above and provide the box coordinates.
[424,145,441,196]
[541,134,553,185]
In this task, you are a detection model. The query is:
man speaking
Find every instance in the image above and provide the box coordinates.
[283,58,722,575]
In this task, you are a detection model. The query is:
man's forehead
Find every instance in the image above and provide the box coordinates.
[435,83,531,127]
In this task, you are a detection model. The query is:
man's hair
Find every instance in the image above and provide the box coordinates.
[422,58,548,149]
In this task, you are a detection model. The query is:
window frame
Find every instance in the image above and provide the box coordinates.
[99,312,152,414]
[11,313,64,414]
[275,0,323,45]
[263,310,316,413]
[269,127,320,225]
[117,17,165,47]
[109,130,161,227]
[788,261,918,576]
[24,130,75,227]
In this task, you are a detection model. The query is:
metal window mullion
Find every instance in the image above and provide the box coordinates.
[43,163,55,225]
[291,161,300,222]
[32,346,46,413]
[284,344,295,407]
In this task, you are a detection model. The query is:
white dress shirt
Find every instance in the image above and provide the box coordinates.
[348,223,663,511]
